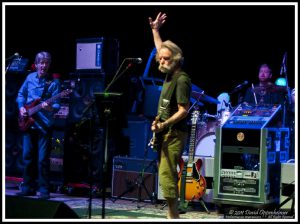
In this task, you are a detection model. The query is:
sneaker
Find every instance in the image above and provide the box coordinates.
[16,191,36,197]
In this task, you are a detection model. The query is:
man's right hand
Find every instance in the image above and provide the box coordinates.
[149,12,167,30]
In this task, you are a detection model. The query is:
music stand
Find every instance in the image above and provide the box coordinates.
[94,92,122,219]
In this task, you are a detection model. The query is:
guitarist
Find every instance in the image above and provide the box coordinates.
[149,12,191,219]
[16,51,61,200]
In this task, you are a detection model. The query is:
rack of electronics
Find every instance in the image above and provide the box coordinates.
[213,103,293,208]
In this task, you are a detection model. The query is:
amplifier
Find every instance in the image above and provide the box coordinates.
[76,37,119,75]
[112,156,157,201]
[157,156,214,203]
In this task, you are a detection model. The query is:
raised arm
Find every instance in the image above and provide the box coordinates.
[149,12,167,51]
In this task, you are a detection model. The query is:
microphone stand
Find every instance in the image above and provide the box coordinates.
[104,59,133,93]
[5,57,18,74]
[229,83,248,105]
[100,58,133,219]
[282,63,292,128]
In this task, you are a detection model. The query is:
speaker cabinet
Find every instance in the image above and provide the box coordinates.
[68,76,105,123]
[6,73,27,122]
[5,195,79,218]
[122,115,157,160]
[63,124,104,184]
[76,37,119,75]
[5,130,24,177]
[112,156,157,201]
[5,72,27,177]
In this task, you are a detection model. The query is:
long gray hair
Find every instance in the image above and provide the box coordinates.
[156,40,184,66]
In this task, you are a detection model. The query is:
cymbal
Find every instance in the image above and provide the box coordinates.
[191,91,220,104]
[253,85,287,93]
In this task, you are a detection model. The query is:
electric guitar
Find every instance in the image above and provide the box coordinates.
[18,89,72,131]
[148,114,161,151]
[178,110,207,211]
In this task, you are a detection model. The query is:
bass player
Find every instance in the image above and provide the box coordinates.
[16,51,61,200]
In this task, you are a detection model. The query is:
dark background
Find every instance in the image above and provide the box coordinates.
[5,4,296,108]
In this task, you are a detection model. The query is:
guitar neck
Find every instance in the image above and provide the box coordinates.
[28,91,64,116]
[188,123,197,164]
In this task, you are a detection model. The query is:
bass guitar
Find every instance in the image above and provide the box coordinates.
[178,110,207,211]
[18,89,72,131]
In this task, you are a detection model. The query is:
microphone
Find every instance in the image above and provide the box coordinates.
[6,52,20,60]
[280,52,287,75]
[230,81,249,94]
[125,58,143,64]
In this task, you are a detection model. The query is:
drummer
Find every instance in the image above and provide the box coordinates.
[243,63,287,105]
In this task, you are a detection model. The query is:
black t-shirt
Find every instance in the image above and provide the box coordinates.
[157,71,191,132]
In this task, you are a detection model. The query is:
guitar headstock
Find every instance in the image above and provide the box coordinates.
[191,110,200,125]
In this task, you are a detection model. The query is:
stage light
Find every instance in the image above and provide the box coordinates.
[275,77,287,86]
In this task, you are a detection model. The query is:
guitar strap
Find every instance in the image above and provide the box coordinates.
[34,77,54,132]
[157,71,183,122]
[151,72,183,150]
[41,78,53,100]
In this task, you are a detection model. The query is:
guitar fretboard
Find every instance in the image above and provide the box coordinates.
[188,123,197,164]
[187,110,200,164]
[28,90,69,116]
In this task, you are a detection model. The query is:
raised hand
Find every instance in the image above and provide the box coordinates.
[149,12,167,30]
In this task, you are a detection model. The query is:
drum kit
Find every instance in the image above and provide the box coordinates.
[189,90,231,158]
[189,85,293,157]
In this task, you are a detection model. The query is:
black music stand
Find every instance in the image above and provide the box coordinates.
[94,92,123,219]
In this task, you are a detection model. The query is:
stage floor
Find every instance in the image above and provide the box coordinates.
[4,185,223,220]
[4,181,295,220]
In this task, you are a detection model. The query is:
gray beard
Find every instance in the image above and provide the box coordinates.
[158,61,176,74]
[158,65,170,73]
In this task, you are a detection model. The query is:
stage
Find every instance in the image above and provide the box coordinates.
[4,172,296,221]
[4,187,222,220]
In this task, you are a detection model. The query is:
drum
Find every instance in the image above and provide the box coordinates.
[195,120,219,157]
